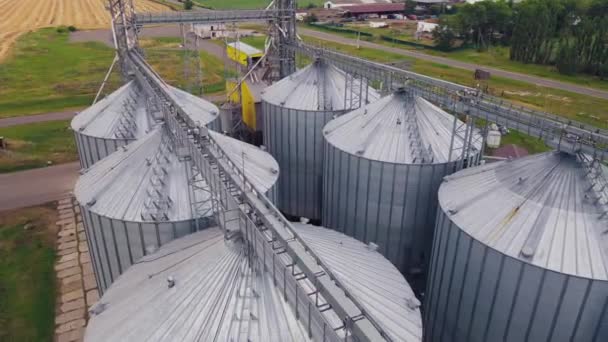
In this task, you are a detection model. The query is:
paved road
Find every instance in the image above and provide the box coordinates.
[299,28,608,101]
[0,111,77,128]
[0,162,80,211]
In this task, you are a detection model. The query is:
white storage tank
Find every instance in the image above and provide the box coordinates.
[322,89,482,275]
[425,151,608,342]
[85,224,423,341]
[71,81,219,168]
[74,126,279,293]
[486,123,501,149]
[262,60,378,220]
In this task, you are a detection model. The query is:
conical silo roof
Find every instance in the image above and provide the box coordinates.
[261,60,379,111]
[71,82,219,140]
[85,224,423,342]
[323,89,482,164]
[84,228,313,342]
[293,223,423,341]
[208,130,279,191]
[71,81,151,140]
[439,151,608,280]
[74,126,279,223]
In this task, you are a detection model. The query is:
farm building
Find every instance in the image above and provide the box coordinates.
[191,23,227,39]
[342,3,406,17]
[324,0,392,9]
[226,41,263,68]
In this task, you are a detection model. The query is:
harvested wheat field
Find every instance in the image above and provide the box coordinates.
[0,0,169,61]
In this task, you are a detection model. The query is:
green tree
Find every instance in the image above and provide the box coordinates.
[432,21,456,51]
[404,0,417,15]
[304,13,319,24]
[184,0,193,10]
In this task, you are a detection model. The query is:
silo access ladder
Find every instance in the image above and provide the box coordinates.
[127,51,394,342]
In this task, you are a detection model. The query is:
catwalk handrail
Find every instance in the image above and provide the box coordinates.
[136,9,286,25]
[290,42,608,156]
[126,50,391,341]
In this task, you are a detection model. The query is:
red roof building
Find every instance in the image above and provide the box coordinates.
[343,3,406,16]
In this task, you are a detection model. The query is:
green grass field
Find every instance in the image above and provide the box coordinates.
[0,120,77,173]
[141,37,231,94]
[0,205,57,342]
[0,28,120,118]
[302,24,608,93]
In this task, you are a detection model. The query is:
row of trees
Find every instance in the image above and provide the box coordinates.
[433,0,608,77]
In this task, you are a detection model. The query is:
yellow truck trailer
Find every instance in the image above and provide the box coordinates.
[226,42,263,67]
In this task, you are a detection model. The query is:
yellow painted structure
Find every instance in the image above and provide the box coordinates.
[226,79,258,130]
[226,42,263,67]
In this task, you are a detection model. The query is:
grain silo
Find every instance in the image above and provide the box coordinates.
[425,151,608,342]
[262,59,379,220]
[74,126,279,293]
[71,81,219,168]
[85,223,423,341]
[322,88,482,276]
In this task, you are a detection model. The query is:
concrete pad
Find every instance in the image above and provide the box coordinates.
[78,243,89,253]
[86,289,99,305]
[61,274,82,287]
[56,218,75,226]
[60,298,86,313]
[57,234,76,244]
[61,281,82,294]
[56,308,85,325]
[58,240,78,250]
[55,259,79,272]
[61,289,84,303]
[83,274,96,291]
[57,247,78,256]
[55,318,86,334]
[57,266,81,279]
[82,263,94,276]
[58,252,79,263]
[57,327,84,342]
[58,228,76,238]
[79,253,90,264]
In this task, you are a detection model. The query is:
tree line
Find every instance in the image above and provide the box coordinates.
[433,0,608,78]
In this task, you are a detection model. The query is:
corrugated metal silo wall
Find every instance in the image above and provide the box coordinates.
[263,101,345,220]
[80,206,214,294]
[73,118,220,169]
[322,142,470,274]
[73,131,132,169]
[424,209,608,342]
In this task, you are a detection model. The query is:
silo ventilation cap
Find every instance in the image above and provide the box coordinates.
[300,217,310,224]
[405,296,421,310]
[167,276,176,288]
[367,242,379,252]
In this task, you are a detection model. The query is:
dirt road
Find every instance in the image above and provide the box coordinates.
[0,162,79,211]
[298,28,608,101]
[0,111,77,128]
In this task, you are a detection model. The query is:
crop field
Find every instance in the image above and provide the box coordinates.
[0,0,169,61]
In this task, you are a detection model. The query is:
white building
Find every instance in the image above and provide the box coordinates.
[324,0,391,9]
[191,23,227,39]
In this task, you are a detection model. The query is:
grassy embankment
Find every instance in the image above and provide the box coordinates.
[0,30,229,173]
[301,23,608,93]
[0,28,119,118]
[0,205,58,342]
[0,120,76,173]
